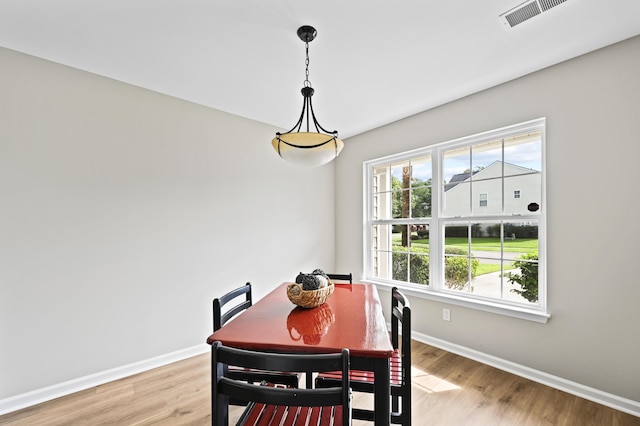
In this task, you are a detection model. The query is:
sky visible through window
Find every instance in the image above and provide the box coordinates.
[444,140,541,183]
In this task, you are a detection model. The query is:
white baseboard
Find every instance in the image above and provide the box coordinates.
[412,331,640,418]
[0,344,210,416]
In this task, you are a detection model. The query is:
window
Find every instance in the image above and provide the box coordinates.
[365,119,547,322]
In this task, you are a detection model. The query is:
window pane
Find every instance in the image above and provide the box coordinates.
[444,223,469,246]
[372,224,392,280]
[444,254,472,292]
[373,164,390,189]
[372,164,391,219]
[411,156,432,185]
[472,139,502,173]
[504,222,539,303]
[444,223,469,290]
[409,252,429,285]
[413,187,432,218]
[373,249,392,279]
[469,221,507,299]
[504,132,542,173]
[444,181,470,216]
[392,189,410,218]
[372,223,391,251]
[409,224,429,285]
[504,132,542,215]
[372,191,392,219]
[505,255,539,305]
[411,156,432,218]
[470,141,505,215]
[470,223,501,260]
[444,147,471,216]
[392,249,408,281]
[504,175,540,215]
[393,224,412,249]
[470,259,505,299]
[387,224,431,285]
[503,222,538,261]
[472,178,502,213]
[391,161,412,219]
[392,224,411,282]
[444,146,471,183]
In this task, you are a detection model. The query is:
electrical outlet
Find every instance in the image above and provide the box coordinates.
[442,308,451,322]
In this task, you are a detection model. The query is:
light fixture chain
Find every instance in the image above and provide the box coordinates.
[272,26,343,167]
[304,42,311,87]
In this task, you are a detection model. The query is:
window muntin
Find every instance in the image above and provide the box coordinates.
[365,119,546,315]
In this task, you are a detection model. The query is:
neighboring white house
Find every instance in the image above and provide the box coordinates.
[444,161,541,217]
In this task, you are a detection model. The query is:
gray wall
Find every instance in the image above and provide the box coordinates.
[335,35,640,402]
[0,47,336,400]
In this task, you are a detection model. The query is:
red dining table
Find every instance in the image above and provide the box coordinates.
[207,282,394,425]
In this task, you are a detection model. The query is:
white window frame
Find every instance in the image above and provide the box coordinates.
[363,118,549,323]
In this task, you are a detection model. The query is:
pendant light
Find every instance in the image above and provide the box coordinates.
[271,26,344,167]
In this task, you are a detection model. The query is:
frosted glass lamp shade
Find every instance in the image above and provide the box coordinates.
[272,132,344,167]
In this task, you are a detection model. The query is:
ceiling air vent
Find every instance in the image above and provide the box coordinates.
[538,0,567,12]
[499,0,568,28]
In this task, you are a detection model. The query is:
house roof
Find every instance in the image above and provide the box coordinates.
[445,161,540,191]
[445,171,478,192]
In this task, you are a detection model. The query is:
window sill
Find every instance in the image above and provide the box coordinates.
[366,279,550,324]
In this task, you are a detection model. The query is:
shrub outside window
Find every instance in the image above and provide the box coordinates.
[364,119,547,321]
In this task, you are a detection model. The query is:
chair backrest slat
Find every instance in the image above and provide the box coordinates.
[213,282,252,331]
[326,273,353,283]
[212,342,351,425]
[217,345,345,373]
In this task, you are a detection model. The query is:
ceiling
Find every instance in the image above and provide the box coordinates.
[1,0,639,139]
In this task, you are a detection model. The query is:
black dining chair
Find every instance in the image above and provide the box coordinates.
[213,283,300,392]
[212,342,352,426]
[316,286,412,425]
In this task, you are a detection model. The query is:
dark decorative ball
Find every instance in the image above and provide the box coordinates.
[311,268,328,278]
[301,274,322,290]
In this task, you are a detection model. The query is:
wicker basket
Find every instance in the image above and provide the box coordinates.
[287,281,334,308]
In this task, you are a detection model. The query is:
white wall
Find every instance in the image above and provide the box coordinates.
[0,47,336,400]
[335,35,640,403]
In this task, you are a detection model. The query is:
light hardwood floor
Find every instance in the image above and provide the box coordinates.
[1,340,638,425]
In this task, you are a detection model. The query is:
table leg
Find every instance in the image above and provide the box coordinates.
[373,357,391,426]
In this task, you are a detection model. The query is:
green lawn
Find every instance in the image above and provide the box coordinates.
[392,235,538,253]
[445,237,538,253]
